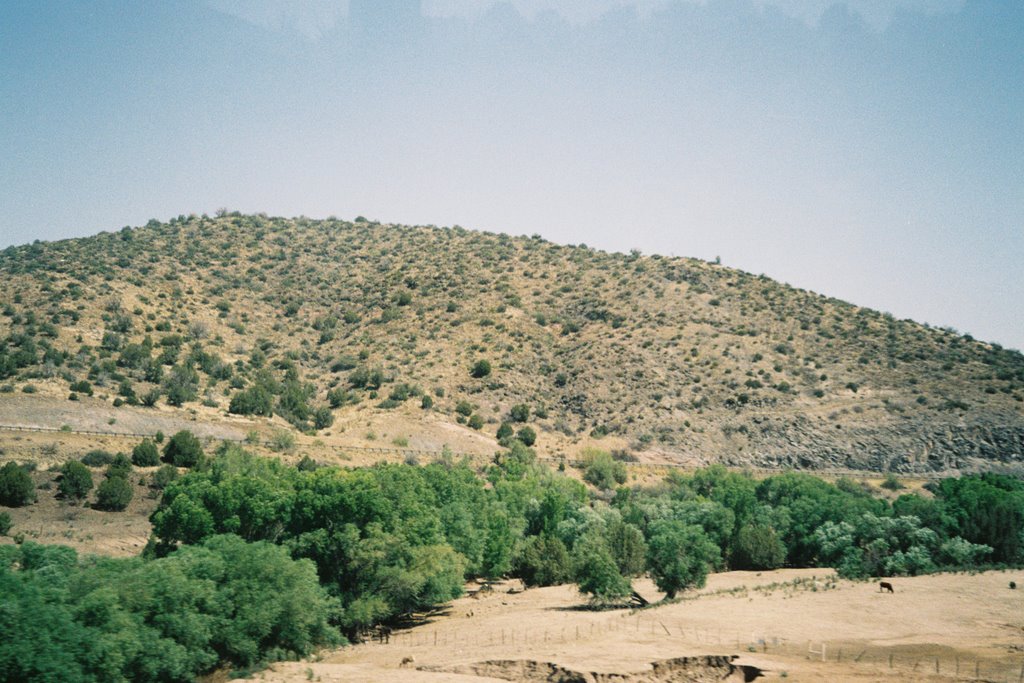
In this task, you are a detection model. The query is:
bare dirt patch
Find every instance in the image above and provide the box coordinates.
[239,569,1024,683]
[0,468,157,557]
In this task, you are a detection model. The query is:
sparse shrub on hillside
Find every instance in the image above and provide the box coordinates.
[229,385,274,416]
[58,461,93,502]
[468,414,484,430]
[470,359,492,378]
[162,430,204,468]
[455,400,473,417]
[95,475,133,511]
[0,511,10,535]
[80,450,114,467]
[151,463,179,489]
[0,462,35,507]
[131,439,160,467]
[269,430,296,452]
[509,403,530,422]
[106,453,132,479]
[881,474,904,491]
[313,406,334,430]
[516,426,537,447]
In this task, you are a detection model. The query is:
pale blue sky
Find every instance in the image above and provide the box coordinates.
[1,1,1021,350]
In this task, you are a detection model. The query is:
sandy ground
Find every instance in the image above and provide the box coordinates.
[239,569,1024,683]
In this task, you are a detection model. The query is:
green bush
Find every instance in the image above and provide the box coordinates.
[80,449,114,467]
[581,449,625,490]
[468,414,484,430]
[106,453,132,479]
[95,476,133,511]
[162,430,204,468]
[516,426,537,447]
[58,461,93,502]
[509,403,530,422]
[470,359,492,378]
[131,439,160,467]
[0,511,10,535]
[0,462,35,507]
[228,385,274,416]
[151,464,179,489]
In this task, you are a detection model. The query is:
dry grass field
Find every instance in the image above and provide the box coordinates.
[234,569,1024,683]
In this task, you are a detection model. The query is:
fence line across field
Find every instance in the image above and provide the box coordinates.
[365,614,1024,682]
[0,421,956,479]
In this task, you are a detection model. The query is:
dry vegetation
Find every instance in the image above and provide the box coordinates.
[1,213,1022,473]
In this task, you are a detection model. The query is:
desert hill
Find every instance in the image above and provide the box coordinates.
[1,213,1022,473]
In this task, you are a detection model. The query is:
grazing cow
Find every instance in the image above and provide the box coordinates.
[376,625,392,643]
[879,581,894,593]
[400,656,415,668]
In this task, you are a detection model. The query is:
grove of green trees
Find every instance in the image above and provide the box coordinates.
[2,433,1022,682]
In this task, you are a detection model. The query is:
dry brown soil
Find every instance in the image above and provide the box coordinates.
[239,569,1024,683]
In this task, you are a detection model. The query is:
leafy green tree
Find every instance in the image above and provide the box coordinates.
[0,462,35,507]
[605,519,647,576]
[572,535,631,601]
[58,461,93,502]
[732,523,785,570]
[131,439,160,467]
[162,430,204,468]
[646,520,718,599]
[514,534,571,586]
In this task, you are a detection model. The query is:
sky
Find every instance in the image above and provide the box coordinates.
[1,0,1021,350]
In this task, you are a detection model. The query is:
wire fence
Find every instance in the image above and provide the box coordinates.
[363,610,1024,682]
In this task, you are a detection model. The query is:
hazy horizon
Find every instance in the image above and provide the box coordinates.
[1,0,1021,350]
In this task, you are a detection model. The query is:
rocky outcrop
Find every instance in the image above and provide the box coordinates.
[716,414,1024,474]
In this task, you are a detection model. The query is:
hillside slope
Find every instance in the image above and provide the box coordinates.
[1,213,1022,473]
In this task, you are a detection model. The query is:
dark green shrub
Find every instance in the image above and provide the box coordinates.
[80,450,114,467]
[470,359,491,378]
[880,474,904,491]
[0,462,35,507]
[516,426,537,447]
[131,439,160,467]
[229,385,274,416]
[106,453,132,479]
[420,395,433,410]
[0,511,10,535]
[162,430,204,468]
[58,461,93,502]
[95,476,133,511]
[468,414,484,430]
[496,422,513,442]
[509,403,530,422]
[152,463,179,489]
[455,400,473,417]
